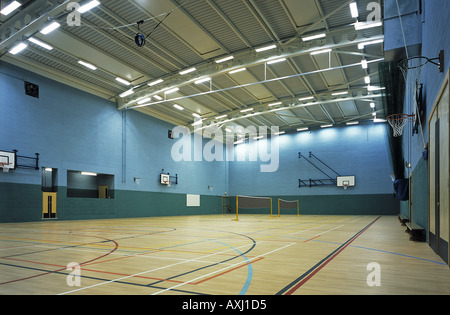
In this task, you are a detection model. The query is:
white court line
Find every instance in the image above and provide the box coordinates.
[151,242,296,295]
[58,241,269,295]
[288,224,328,235]
[312,225,345,237]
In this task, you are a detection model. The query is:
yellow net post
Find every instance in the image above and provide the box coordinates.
[297,200,300,216]
[232,195,239,221]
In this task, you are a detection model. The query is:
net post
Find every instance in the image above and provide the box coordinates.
[270,198,273,218]
[297,200,300,216]
[233,195,239,221]
[278,198,280,217]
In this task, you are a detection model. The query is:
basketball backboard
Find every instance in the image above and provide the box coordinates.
[0,150,16,171]
[337,176,355,187]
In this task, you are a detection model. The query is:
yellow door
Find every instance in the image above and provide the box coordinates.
[42,192,57,219]
[98,185,108,199]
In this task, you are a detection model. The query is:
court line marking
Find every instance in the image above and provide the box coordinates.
[151,242,296,295]
[57,241,273,295]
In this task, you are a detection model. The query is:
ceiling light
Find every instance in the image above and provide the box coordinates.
[179,67,196,75]
[332,91,348,96]
[354,21,383,30]
[192,120,203,126]
[215,56,234,63]
[255,44,277,52]
[267,58,286,65]
[148,79,163,86]
[45,168,53,172]
[78,60,97,70]
[367,85,385,91]
[234,139,244,145]
[372,112,377,116]
[268,102,282,107]
[321,124,333,128]
[297,127,309,132]
[374,118,386,123]
[225,128,233,133]
[310,48,332,55]
[298,96,315,101]
[195,77,211,84]
[116,77,131,86]
[361,59,368,69]
[192,113,201,118]
[349,2,359,18]
[119,89,134,98]
[164,87,179,95]
[9,42,27,55]
[364,76,371,84]
[78,0,100,13]
[153,94,163,100]
[346,121,359,125]
[173,104,184,110]
[240,108,254,113]
[358,39,384,50]
[302,33,326,41]
[229,68,246,74]
[81,172,97,176]
[370,102,376,108]
[40,22,61,35]
[216,115,227,119]
[274,131,285,135]
[253,136,264,140]
[28,37,53,50]
[137,97,151,105]
[0,1,21,16]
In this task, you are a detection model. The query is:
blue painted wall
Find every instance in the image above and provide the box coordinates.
[0,61,226,222]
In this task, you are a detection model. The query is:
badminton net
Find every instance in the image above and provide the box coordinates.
[233,195,272,221]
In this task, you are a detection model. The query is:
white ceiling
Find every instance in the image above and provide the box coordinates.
[0,0,386,136]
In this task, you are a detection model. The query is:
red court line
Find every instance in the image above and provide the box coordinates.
[304,235,321,243]
[0,236,119,286]
[283,216,380,295]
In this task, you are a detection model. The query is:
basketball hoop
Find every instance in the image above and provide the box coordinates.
[387,114,415,137]
[0,162,11,173]
[164,180,172,187]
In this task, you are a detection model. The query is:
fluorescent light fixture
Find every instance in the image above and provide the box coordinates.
[195,77,211,85]
[310,48,332,56]
[255,44,277,52]
[179,67,196,75]
[81,172,97,176]
[346,121,359,125]
[120,89,134,98]
[354,21,382,30]
[374,118,387,123]
[192,120,203,126]
[240,108,254,113]
[78,60,97,70]
[267,58,286,65]
[332,91,348,96]
[225,128,233,133]
[78,0,100,13]
[148,79,163,86]
[28,37,53,50]
[164,87,179,95]
[216,115,227,119]
[297,127,309,132]
[234,139,244,145]
[274,131,285,135]
[192,113,201,118]
[153,94,163,100]
[358,39,384,50]
[302,33,326,41]
[215,56,234,63]
[364,76,371,84]
[40,22,60,35]
[9,42,27,55]
[229,68,246,74]
[367,85,385,91]
[372,112,377,116]
[361,59,368,69]
[173,104,184,110]
[268,102,282,107]
[350,2,359,18]
[137,97,151,105]
[1,1,21,16]
[45,168,53,172]
[253,136,264,140]
[370,102,376,108]
[116,77,131,86]
[321,124,333,128]
[298,96,315,101]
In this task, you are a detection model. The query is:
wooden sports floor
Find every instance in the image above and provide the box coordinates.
[0,214,449,295]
